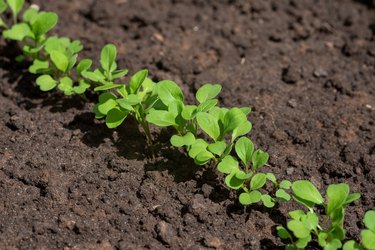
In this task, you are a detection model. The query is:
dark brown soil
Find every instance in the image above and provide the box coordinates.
[0,0,374,249]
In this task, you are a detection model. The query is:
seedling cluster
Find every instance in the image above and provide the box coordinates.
[0,1,373,249]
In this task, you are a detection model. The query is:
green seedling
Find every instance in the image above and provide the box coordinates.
[342,210,375,250]
[90,44,156,143]
[277,181,361,250]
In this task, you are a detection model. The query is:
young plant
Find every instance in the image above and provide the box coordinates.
[90,44,156,144]
[342,210,375,250]
[277,181,361,250]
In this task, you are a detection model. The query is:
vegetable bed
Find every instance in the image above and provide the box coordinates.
[0,0,374,249]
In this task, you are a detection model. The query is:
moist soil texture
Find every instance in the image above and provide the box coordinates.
[0,0,375,249]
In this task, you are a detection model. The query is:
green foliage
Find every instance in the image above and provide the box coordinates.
[0,3,371,250]
[279,181,362,250]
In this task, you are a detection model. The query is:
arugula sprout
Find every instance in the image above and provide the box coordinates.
[277,181,361,250]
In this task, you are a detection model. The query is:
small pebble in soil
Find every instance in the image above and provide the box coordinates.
[204,236,222,249]
[155,221,177,246]
[286,167,294,175]
[313,68,328,78]
[287,99,297,108]
[282,65,300,84]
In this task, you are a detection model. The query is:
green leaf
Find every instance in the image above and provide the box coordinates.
[181,105,197,120]
[235,137,254,167]
[29,59,50,74]
[129,69,148,94]
[31,11,58,38]
[196,83,222,103]
[276,189,291,201]
[7,0,24,18]
[289,210,305,220]
[36,75,57,91]
[266,173,277,183]
[362,230,375,250]
[146,110,176,127]
[342,240,361,250]
[3,23,31,41]
[67,40,83,54]
[287,220,311,239]
[100,44,117,73]
[93,104,105,119]
[77,59,92,76]
[295,235,311,249]
[0,0,7,14]
[250,173,267,190]
[50,50,69,72]
[225,172,245,190]
[196,99,218,113]
[280,180,292,189]
[364,210,375,231]
[292,180,324,206]
[194,151,214,165]
[94,84,123,92]
[232,121,252,141]
[207,141,227,156]
[327,183,349,217]
[97,93,117,115]
[251,150,269,169]
[324,239,342,250]
[157,80,184,105]
[240,107,252,115]
[344,193,361,205]
[276,226,291,239]
[188,139,208,159]
[106,108,128,128]
[196,112,220,141]
[235,170,253,180]
[302,212,319,231]
[239,190,261,205]
[82,70,106,82]
[112,69,129,79]
[22,7,38,22]
[170,132,195,147]
[73,80,90,94]
[223,107,247,132]
[217,156,239,174]
[58,76,73,95]
[261,194,275,208]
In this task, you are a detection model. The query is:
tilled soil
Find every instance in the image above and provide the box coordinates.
[0,0,374,249]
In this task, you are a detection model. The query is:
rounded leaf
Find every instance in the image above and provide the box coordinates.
[130,69,148,93]
[292,180,324,205]
[361,230,375,250]
[239,190,261,205]
[235,137,254,167]
[36,75,57,91]
[106,108,128,128]
[146,110,176,127]
[223,108,247,132]
[287,220,311,239]
[276,189,291,201]
[157,80,184,105]
[363,210,375,231]
[170,132,195,147]
[196,83,222,103]
[194,151,214,165]
[250,173,267,190]
[251,149,269,169]
[100,44,117,73]
[196,112,220,141]
[225,172,245,190]
[31,11,58,38]
[261,194,275,208]
[217,156,239,174]
[50,50,69,72]
[327,183,349,216]
[207,141,227,156]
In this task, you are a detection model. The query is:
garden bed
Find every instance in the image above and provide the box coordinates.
[0,0,374,249]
